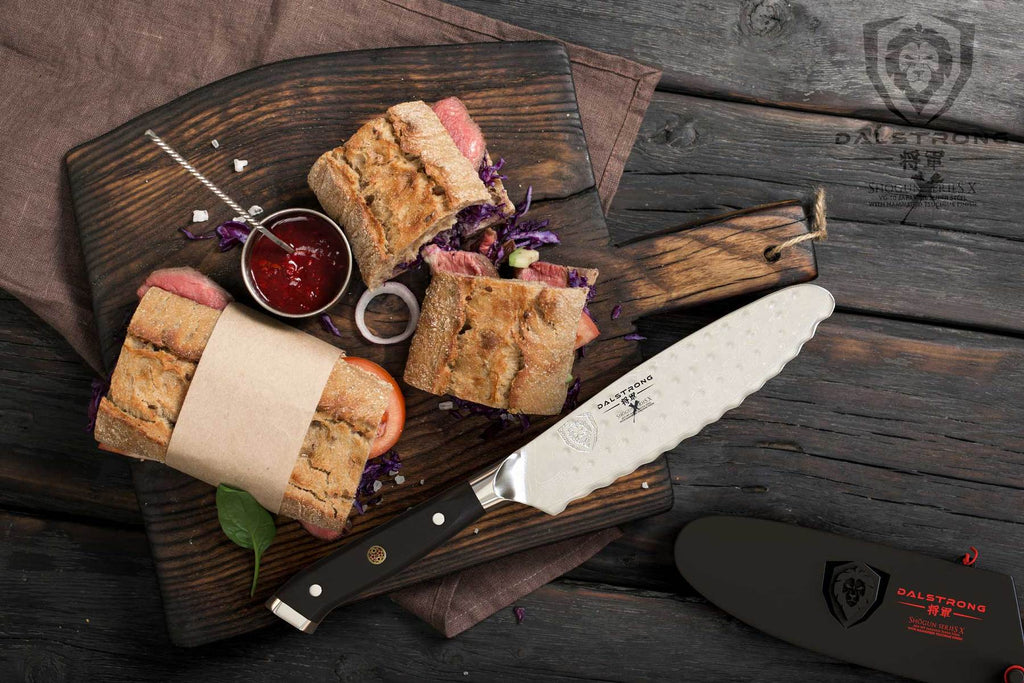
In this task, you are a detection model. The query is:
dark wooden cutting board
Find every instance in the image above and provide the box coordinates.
[66,42,818,646]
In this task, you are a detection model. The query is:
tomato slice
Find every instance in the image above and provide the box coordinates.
[574,312,600,349]
[344,357,406,457]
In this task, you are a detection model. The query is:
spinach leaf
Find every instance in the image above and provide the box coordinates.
[216,484,277,597]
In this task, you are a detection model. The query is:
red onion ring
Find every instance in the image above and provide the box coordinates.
[355,282,420,345]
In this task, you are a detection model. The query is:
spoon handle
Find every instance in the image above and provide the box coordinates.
[144,130,294,254]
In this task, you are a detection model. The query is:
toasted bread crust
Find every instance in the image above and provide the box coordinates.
[94,287,389,531]
[404,273,585,415]
[309,101,492,289]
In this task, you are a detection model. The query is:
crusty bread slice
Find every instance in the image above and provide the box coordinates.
[477,152,516,231]
[309,101,492,289]
[94,287,390,531]
[404,272,586,415]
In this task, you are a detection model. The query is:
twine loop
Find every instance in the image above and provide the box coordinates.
[764,187,828,262]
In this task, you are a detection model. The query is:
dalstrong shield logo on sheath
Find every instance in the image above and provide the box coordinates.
[557,412,598,452]
[823,561,887,628]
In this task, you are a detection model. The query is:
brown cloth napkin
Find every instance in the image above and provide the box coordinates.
[0,0,660,637]
[391,527,623,637]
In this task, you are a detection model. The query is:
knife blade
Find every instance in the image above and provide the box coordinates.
[675,517,1024,683]
[268,283,835,633]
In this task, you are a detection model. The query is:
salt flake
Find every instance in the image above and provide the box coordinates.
[211,139,220,149]
[192,209,209,222]
[641,481,650,489]
[372,480,383,493]
[394,475,406,485]
[247,204,264,216]
[233,159,248,172]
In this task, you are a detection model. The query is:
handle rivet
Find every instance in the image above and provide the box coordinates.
[432,512,445,526]
[367,545,387,565]
[308,583,322,597]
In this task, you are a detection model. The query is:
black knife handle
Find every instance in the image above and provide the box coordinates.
[268,481,486,632]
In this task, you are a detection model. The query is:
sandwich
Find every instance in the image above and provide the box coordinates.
[404,252,597,416]
[308,98,514,289]
[93,268,393,532]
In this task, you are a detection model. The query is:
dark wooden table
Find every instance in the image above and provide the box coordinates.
[1,2,1021,681]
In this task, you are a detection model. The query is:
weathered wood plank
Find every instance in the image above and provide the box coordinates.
[608,91,1024,333]
[0,292,139,525]
[66,42,684,647]
[0,509,900,682]
[569,309,1024,606]
[617,200,819,318]
[450,0,1024,139]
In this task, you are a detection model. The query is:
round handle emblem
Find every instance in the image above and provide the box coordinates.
[367,545,387,565]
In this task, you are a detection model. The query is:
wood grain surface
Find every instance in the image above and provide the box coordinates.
[6,1,1020,680]
[64,41,814,647]
[450,0,1023,140]
[63,41,669,647]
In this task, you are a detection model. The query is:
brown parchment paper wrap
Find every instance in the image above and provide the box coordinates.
[166,304,341,512]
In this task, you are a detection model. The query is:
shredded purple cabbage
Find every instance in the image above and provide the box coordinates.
[513,606,526,623]
[562,377,582,413]
[484,187,561,263]
[86,376,109,431]
[454,203,503,236]
[611,304,622,320]
[319,313,342,337]
[567,269,597,316]
[353,449,402,514]
[479,157,507,187]
[180,220,251,251]
[214,221,251,251]
[179,227,215,241]
[624,332,647,341]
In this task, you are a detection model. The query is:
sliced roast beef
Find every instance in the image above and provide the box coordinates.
[515,261,599,289]
[422,244,499,277]
[301,521,345,542]
[136,266,233,310]
[473,227,498,256]
[432,97,486,169]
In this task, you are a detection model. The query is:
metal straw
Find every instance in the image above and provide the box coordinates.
[144,129,294,254]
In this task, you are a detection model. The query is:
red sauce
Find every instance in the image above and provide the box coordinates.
[248,212,349,315]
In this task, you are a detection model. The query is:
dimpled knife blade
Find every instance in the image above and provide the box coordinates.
[499,283,835,514]
[268,283,835,633]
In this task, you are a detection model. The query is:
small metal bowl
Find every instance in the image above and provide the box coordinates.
[240,207,352,319]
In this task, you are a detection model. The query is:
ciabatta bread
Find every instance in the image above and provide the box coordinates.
[93,287,389,531]
[404,272,586,415]
[309,101,493,289]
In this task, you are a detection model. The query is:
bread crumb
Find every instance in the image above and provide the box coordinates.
[192,209,209,222]
[211,139,220,148]
[233,159,248,172]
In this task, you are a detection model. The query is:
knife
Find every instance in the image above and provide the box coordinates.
[675,517,1024,683]
[268,283,835,633]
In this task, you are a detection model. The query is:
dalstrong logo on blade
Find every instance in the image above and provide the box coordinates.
[864,16,974,125]
[823,561,888,628]
[557,412,598,453]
